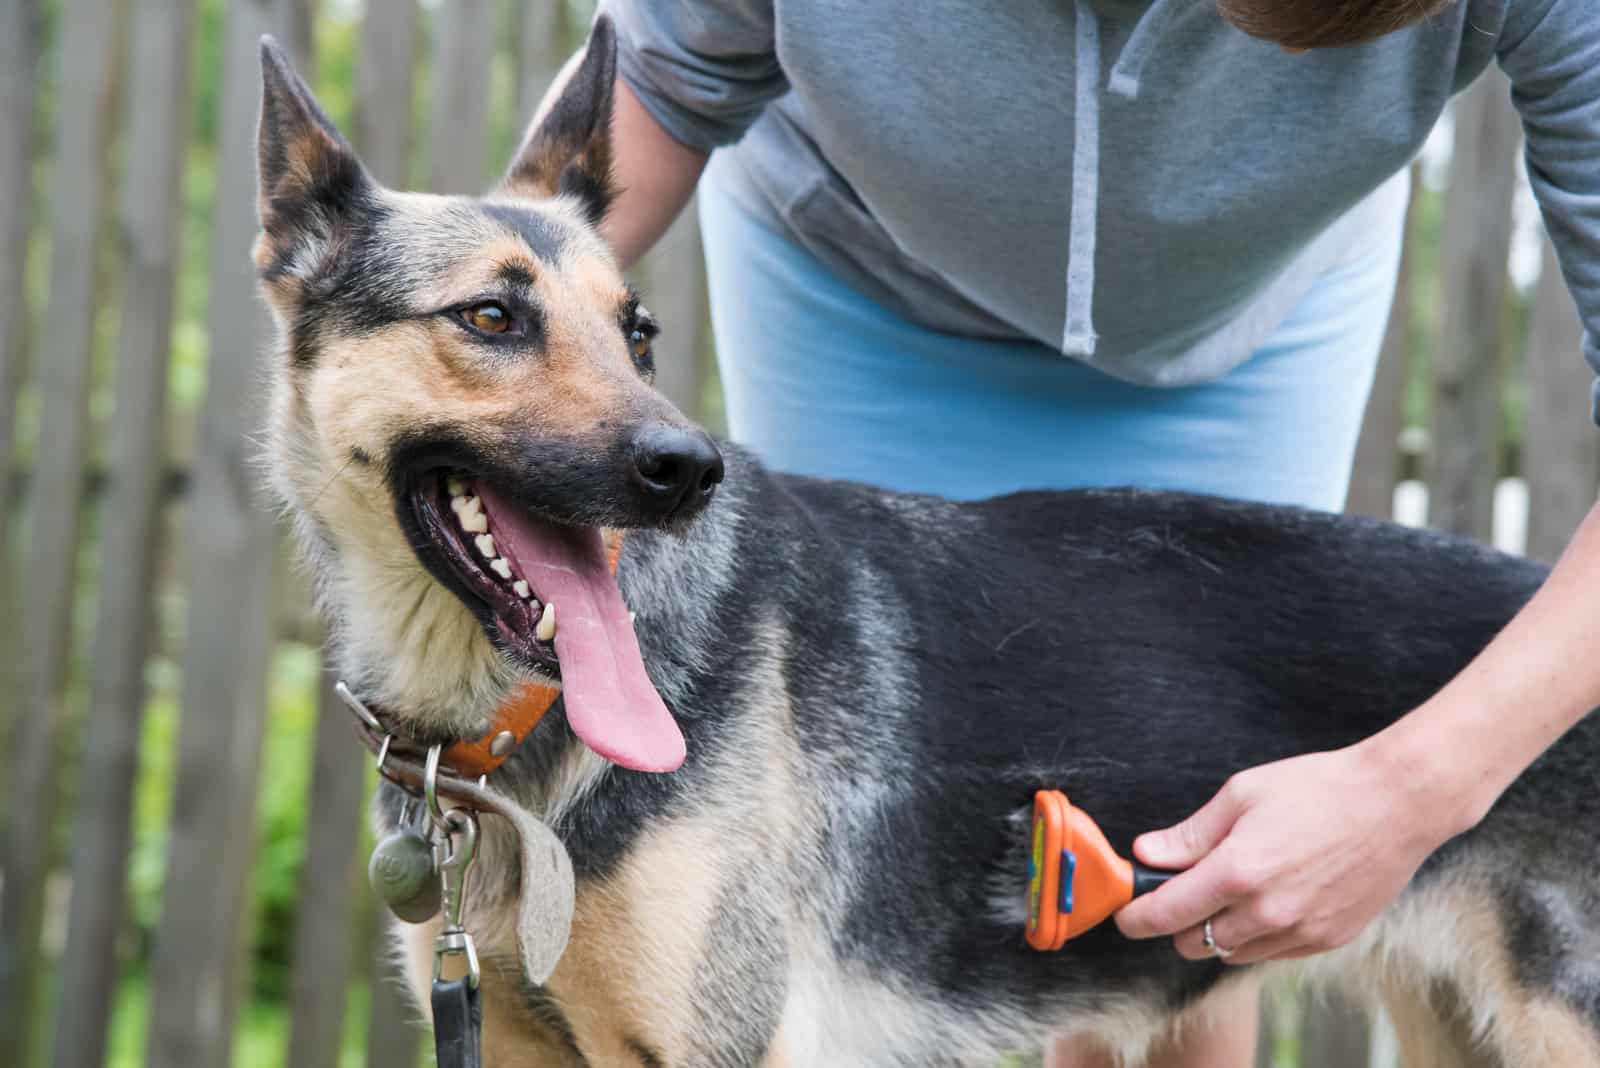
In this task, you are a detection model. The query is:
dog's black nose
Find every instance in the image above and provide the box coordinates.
[628,424,724,520]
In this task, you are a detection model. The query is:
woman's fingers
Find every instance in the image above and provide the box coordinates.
[1132,776,1250,871]
[1115,845,1250,941]
[1117,778,1255,940]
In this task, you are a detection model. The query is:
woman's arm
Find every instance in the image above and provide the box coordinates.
[603,79,707,269]
[1115,500,1600,962]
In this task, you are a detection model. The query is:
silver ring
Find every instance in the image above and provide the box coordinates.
[1203,918,1233,959]
[424,743,447,827]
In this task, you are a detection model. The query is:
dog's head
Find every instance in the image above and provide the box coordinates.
[256,18,710,770]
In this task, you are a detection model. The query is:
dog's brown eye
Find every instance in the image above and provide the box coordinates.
[629,329,651,361]
[464,302,510,334]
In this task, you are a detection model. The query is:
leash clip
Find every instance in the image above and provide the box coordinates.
[430,801,484,1068]
[429,749,481,991]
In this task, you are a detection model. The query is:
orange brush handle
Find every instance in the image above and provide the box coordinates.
[1025,789,1176,950]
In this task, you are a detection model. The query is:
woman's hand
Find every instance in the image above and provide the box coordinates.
[1113,740,1477,964]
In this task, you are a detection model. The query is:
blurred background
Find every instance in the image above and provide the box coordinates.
[0,1,1592,1067]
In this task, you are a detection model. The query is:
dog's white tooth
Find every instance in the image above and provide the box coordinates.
[449,495,467,513]
[475,533,496,558]
[459,502,488,534]
[513,579,531,599]
[446,476,466,497]
[535,602,556,642]
[491,558,513,579]
[628,611,637,624]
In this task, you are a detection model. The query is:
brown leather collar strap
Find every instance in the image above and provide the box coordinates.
[440,681,559,777]
[437,532,624,778]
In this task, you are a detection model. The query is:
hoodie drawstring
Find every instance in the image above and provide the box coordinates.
[1062,0,1183,358]
[1061,2,1103,357]
[1109,0,1184,100]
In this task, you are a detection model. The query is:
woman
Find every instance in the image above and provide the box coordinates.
[565,1,1600,1063]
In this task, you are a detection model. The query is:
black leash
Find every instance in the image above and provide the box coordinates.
[431,976,482,1068]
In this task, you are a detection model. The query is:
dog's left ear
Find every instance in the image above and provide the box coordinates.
[255,35,373,280]
[501,15,617,225]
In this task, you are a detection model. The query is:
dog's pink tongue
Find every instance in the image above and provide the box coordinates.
[476,487,684,773]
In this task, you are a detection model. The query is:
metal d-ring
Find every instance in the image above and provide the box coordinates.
[423,743,447,827]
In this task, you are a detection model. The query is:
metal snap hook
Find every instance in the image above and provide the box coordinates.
[433,806,481,990]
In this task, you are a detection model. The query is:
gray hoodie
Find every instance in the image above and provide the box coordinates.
[603,0,1600,412]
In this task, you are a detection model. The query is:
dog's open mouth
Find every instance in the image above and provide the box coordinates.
[405,471,686,773]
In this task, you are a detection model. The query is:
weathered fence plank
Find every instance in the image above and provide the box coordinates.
[640,206,711,423]
[49,4,198,1068]
[516,0,567,120]
[366,931,423,1068]
[1523,233,1597,563]
[350,7,427,1064]
[1301,992,1373,1068]
[1430,73,1520,540]
[428,0,495,194]
[1253,984,1280,1068]
[0,2,125,1063]
[0,0,38,766]
[0,0,36,548]
[354,0,418,188]
[1346,167,1420,521]
[286,667,369,1068]
[145,3,310,1065]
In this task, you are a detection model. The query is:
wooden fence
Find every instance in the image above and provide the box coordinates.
[0,2,1592,1066]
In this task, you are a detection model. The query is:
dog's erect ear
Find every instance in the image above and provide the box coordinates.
[256,36,372,278]
[501,15,617,225]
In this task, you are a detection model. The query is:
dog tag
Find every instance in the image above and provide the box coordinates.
[369,828,442,924]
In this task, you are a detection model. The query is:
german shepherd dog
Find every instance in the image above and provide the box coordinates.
[256,19,1600,1067]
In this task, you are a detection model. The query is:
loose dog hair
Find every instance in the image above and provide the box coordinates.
[257,19,1600,1066]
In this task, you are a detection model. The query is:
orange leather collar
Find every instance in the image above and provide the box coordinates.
[440,532,623,778]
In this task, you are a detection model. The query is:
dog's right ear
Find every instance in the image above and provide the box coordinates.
[500,15,617,225]
[255,36,372,281]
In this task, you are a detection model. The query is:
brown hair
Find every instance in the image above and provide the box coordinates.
[1216,0,1456,50]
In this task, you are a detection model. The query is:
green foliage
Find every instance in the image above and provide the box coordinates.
[313,10,362,135]
[190,0,228,151]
